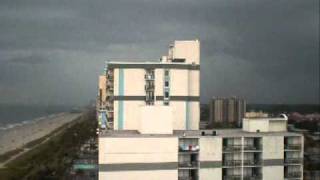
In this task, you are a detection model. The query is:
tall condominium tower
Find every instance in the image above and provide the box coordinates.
[209,97,246,127]
[98,40,200,130]
[96,40,303,180]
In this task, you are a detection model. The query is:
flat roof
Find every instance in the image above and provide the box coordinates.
[99,129,302,138]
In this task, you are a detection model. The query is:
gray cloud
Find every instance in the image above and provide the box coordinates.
[0,0,319,105]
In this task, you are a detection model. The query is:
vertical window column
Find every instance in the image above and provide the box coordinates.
[164,69,170,105]
[145,69,155,105]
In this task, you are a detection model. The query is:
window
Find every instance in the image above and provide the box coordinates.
[172,58,186,63]
[165,91,169,98]
[165,69,169,76]
[165,81,169,87]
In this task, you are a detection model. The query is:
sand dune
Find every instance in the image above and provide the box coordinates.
[0,112,82,155]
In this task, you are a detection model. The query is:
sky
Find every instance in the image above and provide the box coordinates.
[0,0,319,106]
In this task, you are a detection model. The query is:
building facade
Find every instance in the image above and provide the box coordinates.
[97,40,303,180]
[98,40,200,130]
[209,97,246,127]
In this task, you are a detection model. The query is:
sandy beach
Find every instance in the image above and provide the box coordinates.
[0,112,82,155]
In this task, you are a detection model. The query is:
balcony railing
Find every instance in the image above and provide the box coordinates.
[179,145,200,152]
[145,85,155,91]
[284,158,302,164]
[243,174,263,180]
[223,175,242,180]
[243,160,262,166]
[223,160,242,166]
[223,145,242,151]
[178,177,196,180]
[178,161,198,168]
[145,74,155,80]
[243,145,262,151]
[285,144,301,150]
[285,171,301,178]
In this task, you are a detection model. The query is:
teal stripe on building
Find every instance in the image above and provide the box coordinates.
[186,101,190,130]
[118,69,124,130]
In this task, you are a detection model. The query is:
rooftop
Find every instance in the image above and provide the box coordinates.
[99,129,301,138]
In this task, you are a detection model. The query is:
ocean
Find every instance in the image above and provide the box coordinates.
[0,104,73,131]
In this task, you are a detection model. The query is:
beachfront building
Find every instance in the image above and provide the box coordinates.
[97,40,303,180]
[98,40,200,130]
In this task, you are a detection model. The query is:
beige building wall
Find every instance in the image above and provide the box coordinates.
[99,137,178,164]
[139,106,173,134]
[200,168,222,180]
[170,69,189,96]
[99,170,177,180]
[171,101,187,130]
[154,69,164,97]
[99,136,178,180]
[122,101,144,130]
[188,70,200,96]
[262,136,284,159]
[243,119,269,132]
[269,121,286,131]
[123,69,145,96]
[262,166,284,180]
[188,101,200,130]
[199,137,222,161]
[172,40,200,65]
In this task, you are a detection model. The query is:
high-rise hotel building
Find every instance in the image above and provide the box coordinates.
[97,40,303,180]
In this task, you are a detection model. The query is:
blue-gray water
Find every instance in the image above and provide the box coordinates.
[0,104,73,130]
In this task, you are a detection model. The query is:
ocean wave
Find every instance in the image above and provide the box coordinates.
[0,113,63,131]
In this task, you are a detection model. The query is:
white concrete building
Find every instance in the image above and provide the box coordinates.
[97,40,303,180]
[98,40,200,130]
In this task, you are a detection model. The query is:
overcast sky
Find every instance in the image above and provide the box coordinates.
[0,0,319,106]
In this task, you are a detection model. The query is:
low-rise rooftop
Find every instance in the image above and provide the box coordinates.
[99,128,301,138]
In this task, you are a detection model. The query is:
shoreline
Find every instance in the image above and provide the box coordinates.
[0,112,82,155]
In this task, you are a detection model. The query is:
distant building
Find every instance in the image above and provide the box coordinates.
[209,97,246,127]
[246,111,269,118]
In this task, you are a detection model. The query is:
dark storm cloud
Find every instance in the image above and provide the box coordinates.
[0,0,318,105]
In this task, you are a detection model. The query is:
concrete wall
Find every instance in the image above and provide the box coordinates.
[99,137,178,180]
[172,40,200,65]
[200,168,222,180]
[263,166,284,180]
[99,170,177,180]
[199,137,222,161]
[269,121,286,132]
[139,106,173,134]
[170,69,189,96]
[262,136,284,159]
[243,118,287,132]
[99,137,178,164]
[171,101,187,130]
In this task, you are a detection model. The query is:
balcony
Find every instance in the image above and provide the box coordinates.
[145,85,155,91]
[223,160,242,167]
[179,145,200,152]
[285,172,301,178]
[223,145,242,152]
[243,145,262,151]
[243,160,262,166]
[223,175,242,180]
[178,161,198,169]
[285,144,301,151]
[178,177,196,180]
[243,174,263,180]
[144,74,154,80]
[284,158,302,164]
